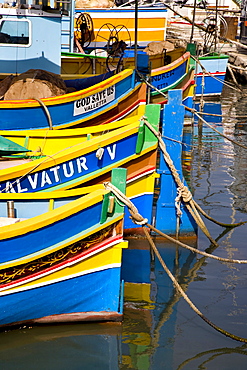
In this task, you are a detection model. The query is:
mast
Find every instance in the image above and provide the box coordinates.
[134,0,138,70]
[214,0,219,52]
[190,0,197,44]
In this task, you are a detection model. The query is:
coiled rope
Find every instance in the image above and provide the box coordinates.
[104,181,247,343]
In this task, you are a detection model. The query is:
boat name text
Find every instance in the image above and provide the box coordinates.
[74,86,115,116]
[1,144,117,193]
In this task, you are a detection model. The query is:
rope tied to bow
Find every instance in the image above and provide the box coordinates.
[104,182,148,225]
[177,184,193,203]
[175,184,193,219]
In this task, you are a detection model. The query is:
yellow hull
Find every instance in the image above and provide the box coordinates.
[0,109,146,157]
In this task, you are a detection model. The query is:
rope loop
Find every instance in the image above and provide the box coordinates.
[129,210,148,225]
[104,181,148,225]
[175,188,183,217]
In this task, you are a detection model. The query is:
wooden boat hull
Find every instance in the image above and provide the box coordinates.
[149,52,195,114]
[195,54,229,96]
[0,172,128,328]
[0,105,161,232]
[0,240,127,328]
[0,69,145,130]
[61,47,187,76]
[62,50,195,116]
[0,117,158,193]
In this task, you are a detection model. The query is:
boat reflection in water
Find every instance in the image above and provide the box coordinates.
[121,237,197,369]
[0,322,122,369]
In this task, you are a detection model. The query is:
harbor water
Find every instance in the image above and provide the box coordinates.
[1,84,247,369]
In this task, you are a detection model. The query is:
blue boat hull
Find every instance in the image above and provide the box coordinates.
[0,267,123,327]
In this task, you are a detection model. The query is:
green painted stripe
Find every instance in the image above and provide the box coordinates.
[61,51,107,60]
[199,54,229,60]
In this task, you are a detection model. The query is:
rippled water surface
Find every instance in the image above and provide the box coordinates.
[1,85,247,369]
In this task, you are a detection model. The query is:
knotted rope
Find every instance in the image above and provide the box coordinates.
[143,118,219,245]
[144,118,247,235]
[104,182,247,264]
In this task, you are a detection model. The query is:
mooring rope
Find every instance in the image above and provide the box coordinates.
[190,110,247,119]
[187,106,247,150]
[142,227,247,344]
[143,118,245,232]
[137,71,247,151]
[104,182,247,264]
[104,181,247,343]
[190,55,243,93]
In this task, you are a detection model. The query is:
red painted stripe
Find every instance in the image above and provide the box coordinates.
[127,166,156,182]
[196,72,226,76]
[101,98,145,124]
[152,52,190,73]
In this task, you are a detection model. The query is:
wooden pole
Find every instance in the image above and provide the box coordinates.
[134,0,138,71]
[190,0,197,44]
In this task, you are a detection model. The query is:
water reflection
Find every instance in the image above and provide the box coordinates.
[176,345,247,370]
[121,238,197,369]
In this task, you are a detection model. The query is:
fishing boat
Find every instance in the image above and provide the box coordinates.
[0,6,146,130]
[62,48,195,112]
[67,6,196,108]
[75,6,168,48]
[194,53,229,97]
[0,104,161,232]
[0,168,128,329]
[147,51,195,112]
[166,2,230,97]
[0,68,145,130]
[71,5,227,97]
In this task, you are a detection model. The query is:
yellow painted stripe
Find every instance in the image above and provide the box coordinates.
[1,241,128,294]
[93,18,166,31]
[126,172,158,199]
[95,30,166,43]
[0,114,140,138]
[0,113,143,155]
[0,69,133,108]
[0,189,107,240]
